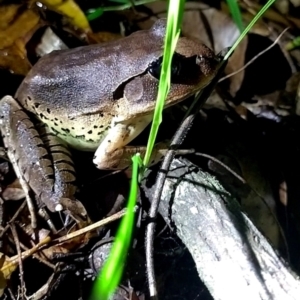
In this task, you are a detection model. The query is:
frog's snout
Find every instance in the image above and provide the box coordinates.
[196,54,220,77]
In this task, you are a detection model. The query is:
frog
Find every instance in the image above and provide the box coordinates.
[0,19,220,219]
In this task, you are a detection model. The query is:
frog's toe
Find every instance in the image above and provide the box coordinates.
[93,148,125,170]
[55,203,63,211]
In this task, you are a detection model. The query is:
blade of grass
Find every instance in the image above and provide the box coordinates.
[143,0,185,168]
[92,1,185,298]
[90,154,142,300]
[86,0,157,21]
[91,1,185,298]
[224,0,276,60]
[227,0,244,32]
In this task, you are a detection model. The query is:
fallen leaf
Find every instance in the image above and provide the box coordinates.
[0,253,16,297]
[0,4,40,50]
[87,31,122,44]
[0,4,40,74]
[40,0,91,32]
[2,178,25,201]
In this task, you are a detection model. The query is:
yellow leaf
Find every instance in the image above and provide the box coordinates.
[41,0,91,31]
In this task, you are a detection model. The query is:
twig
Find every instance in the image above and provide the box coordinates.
[2,237,51,279]
[194,152,246,183]
[53,206,137,244]
[10,224,25,300]
[6,150,37,228]
[0,200,27,238]
[219,27,289,83]
[7,287,16,300]
[13,223,56,269]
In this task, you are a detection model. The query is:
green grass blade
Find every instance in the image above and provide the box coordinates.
[86,0,157,20]
[225,0,276,60]
[90,154,142,300]
[143,0,185,168]
[227,0,244,32]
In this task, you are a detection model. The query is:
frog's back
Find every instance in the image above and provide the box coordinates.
[15,20,167,118]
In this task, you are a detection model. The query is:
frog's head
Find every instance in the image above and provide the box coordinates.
[116,18,221,118]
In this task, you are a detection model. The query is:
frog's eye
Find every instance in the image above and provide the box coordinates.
[148,57,163,79]
[148,53,184,80]
[148,53,197,83]
[170,53,183,77]
[196,55,204,63]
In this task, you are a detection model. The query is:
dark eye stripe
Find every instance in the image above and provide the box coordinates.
[147,53,199,82]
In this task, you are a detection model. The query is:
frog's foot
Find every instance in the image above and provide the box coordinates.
[60,197,90,225]
[93,144,167,169]
[0,96,88,228]
[94,141,194,170]
[93,115,153,169]
[38,208,58,233]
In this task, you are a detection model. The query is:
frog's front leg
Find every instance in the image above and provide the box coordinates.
[93,115,153,169]
[94,115,171,169]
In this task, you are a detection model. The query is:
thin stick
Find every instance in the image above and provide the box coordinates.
[53,207,137,244]
[219,27,289,83]
[194,152,246,183]
[0,200,27,238]
[10,224,26,300]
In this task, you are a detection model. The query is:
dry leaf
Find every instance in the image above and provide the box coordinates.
[35,27,68,58]
[0,42,32,76]
[41,228,93,260]
[0,4,40,74]
[2,178,25,201]
[40,0,91,32]
[0,237,51,296]
[0,4,40,50]
[290,0,300,6]
[0,253,16,296]
[87,31,122,44]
